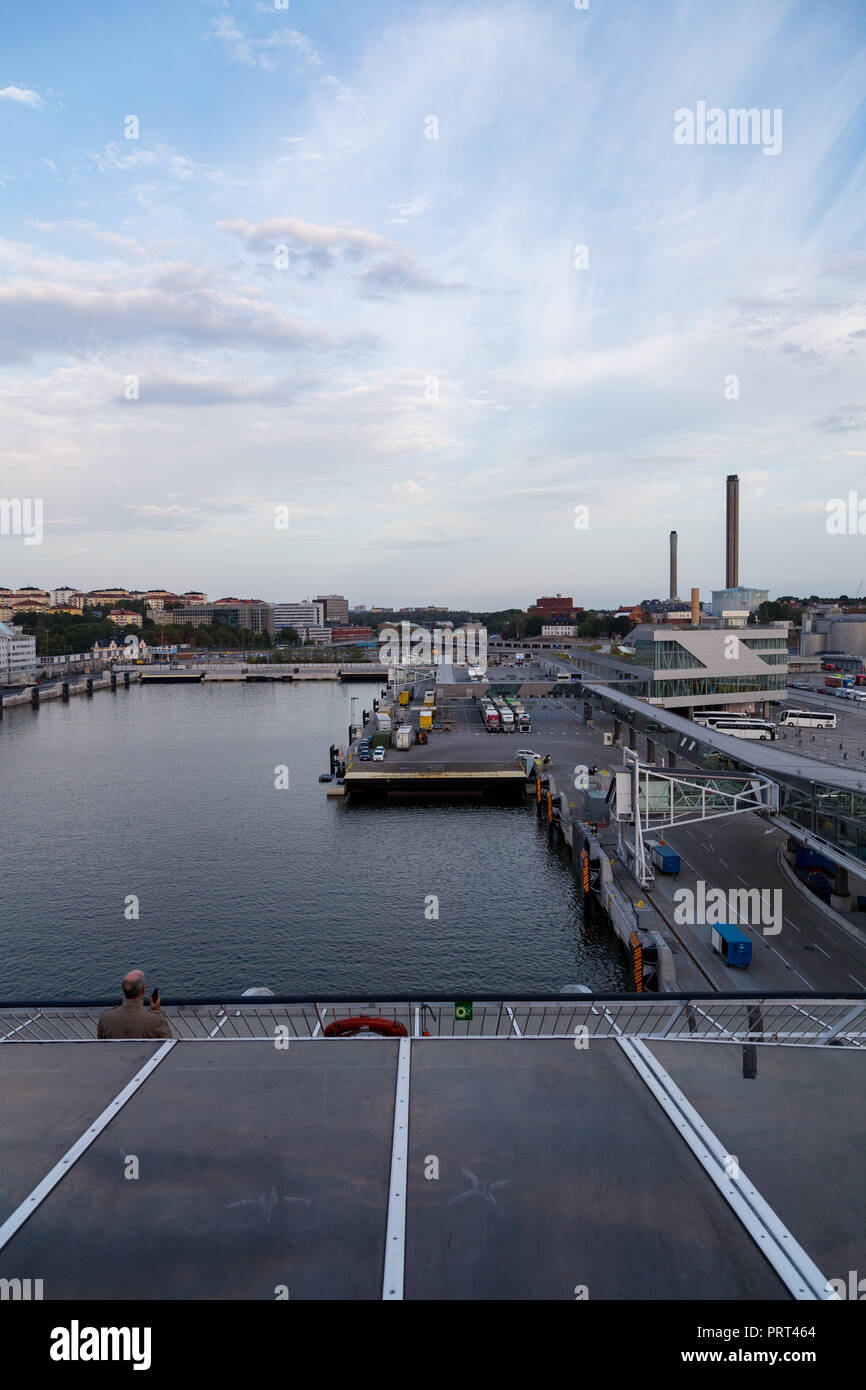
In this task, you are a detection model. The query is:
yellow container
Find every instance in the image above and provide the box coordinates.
[419,711,433,729]
[399,690,409,705]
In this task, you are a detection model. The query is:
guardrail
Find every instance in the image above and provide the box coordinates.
[1,995,863,1045]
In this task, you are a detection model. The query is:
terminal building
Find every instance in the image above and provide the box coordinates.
[629,624,788,712]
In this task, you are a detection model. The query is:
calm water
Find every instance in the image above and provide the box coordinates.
[0,682,628,999]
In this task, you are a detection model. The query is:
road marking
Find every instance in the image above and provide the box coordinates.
[783,916,802,934]
[770,947,811,987]
[849,974,866,990]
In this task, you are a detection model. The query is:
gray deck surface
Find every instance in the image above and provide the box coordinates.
[1,1042,397,1300]
[0,1042,160,1210]
[648,1041,866,1280]
[0,1035,861,1299]
[405,1041,787,1300]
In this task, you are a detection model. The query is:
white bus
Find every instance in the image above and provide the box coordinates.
[778,708,836,730]
[692,710,752,727]
[708,717,777,741]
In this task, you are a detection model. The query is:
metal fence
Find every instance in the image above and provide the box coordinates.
[2,996,864,1046]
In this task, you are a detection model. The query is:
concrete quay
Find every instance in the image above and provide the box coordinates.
[0,669,141,715]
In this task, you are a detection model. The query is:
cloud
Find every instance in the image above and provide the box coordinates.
[210,13,321,71]
[358,255,462,298]
[117,370,312,407]
[387,195,432,225]
[814,406,866,434]
[91,142,226,183]
[779,341,822,365]
[221,215,457,296]
[220,215,391,254]
[0,85,43,109]
[0,279,325,361]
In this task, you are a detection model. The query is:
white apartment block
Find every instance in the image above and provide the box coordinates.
[274,601,325,631]
[0,621,37,685]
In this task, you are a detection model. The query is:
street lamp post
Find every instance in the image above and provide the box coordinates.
[350,695,359,747]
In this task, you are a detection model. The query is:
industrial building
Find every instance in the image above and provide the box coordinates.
[710,587,769,616]
[800,609,866,662]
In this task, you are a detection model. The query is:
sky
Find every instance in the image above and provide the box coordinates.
[1,0,865,609]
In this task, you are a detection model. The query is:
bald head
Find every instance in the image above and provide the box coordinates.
[122,970,146,999]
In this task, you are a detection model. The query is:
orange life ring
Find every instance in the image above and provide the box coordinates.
[323,1015,408,1038]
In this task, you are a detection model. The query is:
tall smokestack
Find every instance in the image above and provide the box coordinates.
[726,474,739,589]
[669,530,678,601]
[691,587,700,625]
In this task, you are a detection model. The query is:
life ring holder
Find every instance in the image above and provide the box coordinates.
[323,1016,408,1038]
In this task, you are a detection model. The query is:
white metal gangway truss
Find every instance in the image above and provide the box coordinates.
[612,747,780,887]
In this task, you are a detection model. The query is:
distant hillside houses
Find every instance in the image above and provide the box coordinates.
[92,634,150,659]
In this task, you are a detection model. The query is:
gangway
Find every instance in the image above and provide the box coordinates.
[612,747,779,887]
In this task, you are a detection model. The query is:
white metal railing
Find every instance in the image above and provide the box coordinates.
[1,998,864,1046]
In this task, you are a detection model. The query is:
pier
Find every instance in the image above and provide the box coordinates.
[329,666,866,996]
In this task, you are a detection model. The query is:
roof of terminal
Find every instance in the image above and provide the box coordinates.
[583,682,866,792]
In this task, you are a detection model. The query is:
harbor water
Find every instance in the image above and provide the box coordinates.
[0,682,629,999]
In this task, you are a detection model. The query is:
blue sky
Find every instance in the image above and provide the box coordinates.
[1,0,865,607]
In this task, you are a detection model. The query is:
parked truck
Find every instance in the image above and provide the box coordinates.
[482,703,499,731]
[517,712,531,733]
[395,725,412,750]
[500,708,515,732]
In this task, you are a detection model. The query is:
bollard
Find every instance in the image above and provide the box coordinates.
[547,791,553,825]
[111,671,117,691]
[86,677,93,697]
[62,682,69,702]
[124,671,130,687]
[31,685,40,709]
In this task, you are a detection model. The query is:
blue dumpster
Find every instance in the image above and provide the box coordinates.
[710,922,752,968]
[649,841,680,875]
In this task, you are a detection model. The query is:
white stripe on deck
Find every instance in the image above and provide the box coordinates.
[617,1037,836,1300]
[0,1038,176,1253]
[382,1037,411,1300]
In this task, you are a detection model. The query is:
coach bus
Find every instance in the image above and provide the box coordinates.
[707,717,777,741]
[778,708,836,730]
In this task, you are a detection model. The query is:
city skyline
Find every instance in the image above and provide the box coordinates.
[1,1,865,604]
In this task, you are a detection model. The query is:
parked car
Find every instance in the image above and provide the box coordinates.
[359,747,372,761]
[373,746,385,761]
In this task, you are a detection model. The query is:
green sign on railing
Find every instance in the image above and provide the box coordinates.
[454,1001,474,1021]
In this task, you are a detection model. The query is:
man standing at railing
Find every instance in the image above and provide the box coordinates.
[97,970,172,1039]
